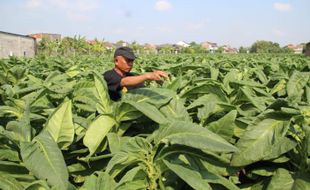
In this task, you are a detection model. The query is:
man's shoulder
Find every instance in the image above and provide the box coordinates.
[103,69,118,79]
[103,69,115,76]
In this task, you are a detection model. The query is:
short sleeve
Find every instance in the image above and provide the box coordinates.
[103,70,122,101]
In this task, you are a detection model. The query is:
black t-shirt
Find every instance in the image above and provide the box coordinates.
[103,69,144,101]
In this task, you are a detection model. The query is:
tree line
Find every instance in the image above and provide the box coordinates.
[37,36,308,56]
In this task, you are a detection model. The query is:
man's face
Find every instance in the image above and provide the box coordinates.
[115,56,134,73]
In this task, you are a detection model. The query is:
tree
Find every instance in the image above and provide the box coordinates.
[304,42,310,57]
[239,46,249,53]
[215,46,224,53]
[128,41,143,55]
[250,40,291,53]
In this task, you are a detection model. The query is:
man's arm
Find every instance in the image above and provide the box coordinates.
[120,70,168,87]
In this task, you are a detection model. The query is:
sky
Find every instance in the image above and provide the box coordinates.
[0,0,309,48]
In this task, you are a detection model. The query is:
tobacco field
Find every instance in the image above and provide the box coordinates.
[0,54,310,190]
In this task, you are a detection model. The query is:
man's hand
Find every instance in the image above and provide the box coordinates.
[120,70,168,87]
[145,70,169,81]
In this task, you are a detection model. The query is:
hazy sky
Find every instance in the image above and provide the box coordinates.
[0,0,309,47]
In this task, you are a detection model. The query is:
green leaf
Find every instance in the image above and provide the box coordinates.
[206,110,237,141]
[107,133,131,154]
[182,82,228,103]
[83,115,116,157]
[80,172,117,190]
[93,72,113,114]
[20,130,69,189]
[115,102,142,122]
[0,148,20,161]
[116,180,148,190]
[160,97,191,122]
[106,137,152,177]
[306,86,310,104]
[267,168,294,190]
[287,71,309,104]
[117,166,144,186]
[24,180,51,190]
[163,159,212,190]
[122,88,173,107]
[125,101,168,125]
[152,121,238,153]
[0,174,24,190]
[0,160,29,176]
[5,100,32,142]
[292,172,310,190]
[263,137,297,160]
[240,86,266,111]
[231,119,289,166]
[45,100,74,149]
[164,158,240,190]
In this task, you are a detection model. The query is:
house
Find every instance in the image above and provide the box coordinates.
[144,43,158,54]
[286,44,303,54]
[103,42,114,50]
[176,41,190,48]
[0,31,36,58]
[222,45,238,54]
[201,41,218,53]
[29,33,61,42]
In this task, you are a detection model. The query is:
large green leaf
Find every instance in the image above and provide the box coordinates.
[80,172,117,190]
[152,121,238,153]
[0,174,24,190]
[106,137,152,174]
[0,160,29,178]
[107,133,131,154]
[4,100,32,142]
[160,97,191,122]
[182,82,229,103]
[164,159,211,190]
[287,71,309,104]
[231,119,289,166]
[164,158,240,190]
[122,88,173,107]
[206,110,237,141]
[20,130,69,189]
[240,86,266,111]
[125,101,168,125]
[94,72,113,114]
[115,102,142,122]
[45,100,74,149]
[116,180,148,190]
[24,180,51,190]
[268,169,310,190]
[292,172,310,190]
[83,115,116,156]
[267,168,294,190]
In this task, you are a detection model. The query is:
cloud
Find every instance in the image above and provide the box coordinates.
[154,0,172,11]
[186,20,208,31]
[272,29,286,37]
[25,0,42,9]
[24,0,100,22]
[67,11,90,22]
[273,3,292,12]
[156,26,172,33]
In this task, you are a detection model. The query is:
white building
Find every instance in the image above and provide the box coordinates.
[176,41,190,48]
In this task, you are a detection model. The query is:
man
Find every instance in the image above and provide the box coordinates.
[104,46,168,101]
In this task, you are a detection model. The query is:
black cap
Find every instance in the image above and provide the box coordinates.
[114,47,136,60]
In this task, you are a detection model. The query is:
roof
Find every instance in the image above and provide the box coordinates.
[0,31,35,40]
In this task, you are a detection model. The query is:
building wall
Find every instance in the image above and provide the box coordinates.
[0,32,36,58]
